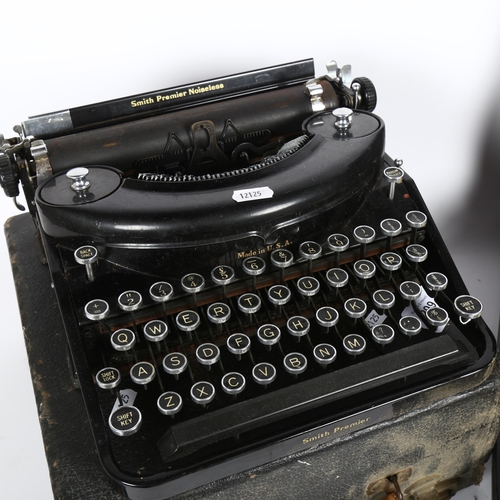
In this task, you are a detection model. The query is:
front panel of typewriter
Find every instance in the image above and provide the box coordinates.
[2,59,495,499]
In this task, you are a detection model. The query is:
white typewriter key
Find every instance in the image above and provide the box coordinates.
[316,306,339,328]
[343,334,367,356]
[85,299,110,321]
[426,307,449,329]
[96,367,121,390]
[143,319,168,342]
[162,352,188,376]
[181,273,205,294]
[283,352,308,375]
[371,324,395,345]
[149,281,174,303]
[344,298,367,320]
[108,405,142,437]
[313,343,337,366]
[425,272,448,292]
[191,381,216,406]
[207,302,231,325]
[221,372,246,395]
[176,310,201,332]
[118,290,143,312]
[196,343,220,367]
[74,245,98,281]
[157,391,183,416]
[399,316,422,337]
[267,285,291,306]
[257,324,281,348]
[286,316,311,339]
[130,361,156,385]
[211,265,235,285]
[454,295,483,323]
[399,281,422,302]
[111,328,136,351]
[372,289,396,310]
[252,362,277,386]
[227,333,251,357]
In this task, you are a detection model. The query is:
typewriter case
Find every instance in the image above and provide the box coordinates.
[3,59,500,499]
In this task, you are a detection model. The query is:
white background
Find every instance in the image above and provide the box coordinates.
[1,1,500,498]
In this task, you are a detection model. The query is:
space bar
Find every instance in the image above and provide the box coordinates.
[159,334,470,460]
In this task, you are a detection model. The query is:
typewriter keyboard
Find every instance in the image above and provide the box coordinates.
[78,210,482,461]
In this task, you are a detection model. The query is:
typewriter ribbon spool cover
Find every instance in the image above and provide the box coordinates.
[1,58,499,499]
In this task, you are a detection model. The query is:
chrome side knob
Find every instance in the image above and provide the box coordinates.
[67,167,91,192]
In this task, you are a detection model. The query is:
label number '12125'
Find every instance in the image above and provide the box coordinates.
[232,186,274,203]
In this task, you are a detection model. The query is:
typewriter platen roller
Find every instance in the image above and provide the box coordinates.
[0,59,496,499]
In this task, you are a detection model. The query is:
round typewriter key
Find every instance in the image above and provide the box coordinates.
[372,289,396,310]
[221,372,246,395]
[405,244,428,263]
[196,343,220,366]
[343,334,367,356]
[406,210,427,229]
[257,324,281,347]
[326,268,349,288]
[252,362,277,386]
[162,352,188,376]
[299,241,322,260]
[157,391,183,416]
[371,324,395,345]
[399,281,422,302]
[207,302,231,324]
[454,295,483,321]
[267,284,292,306]
[286,316,310,338]
[237,293,261,314]
[344,298,367,319]
[379,252,403,271]
[118,290,143,312]
[426,272,448,292]
[383,165,404,200]
[270,249,294,268]
[313,343,337,366]
[111,328,136,351]
[130,361,156,385]
[211,265,235,285]
[227,333,251,356]
[96,367,121,390]
[74,245,98,281]
[426,307,449,328]
[143,319,168,342]
[399,315,422,337]
[353,225,376,245]
[380,218,402,237]
[353,259,376,280]
[296,276,320,297]
[85,299,110,321]
[109,405,142,437]
[176,310,201,332]
[327,233,350,252]
[181,273,205,294]
[242,256,266,276]
[316,306,339,328]
[191,381,216,406]
[149,281,174,303]
[283,352,308,375]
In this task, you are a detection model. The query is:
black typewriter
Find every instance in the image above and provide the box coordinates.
[0,58,496,499]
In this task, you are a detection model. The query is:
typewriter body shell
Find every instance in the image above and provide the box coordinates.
[1,58,499,499]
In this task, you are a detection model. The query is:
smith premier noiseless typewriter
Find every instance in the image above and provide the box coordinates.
[0,58,498,499]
